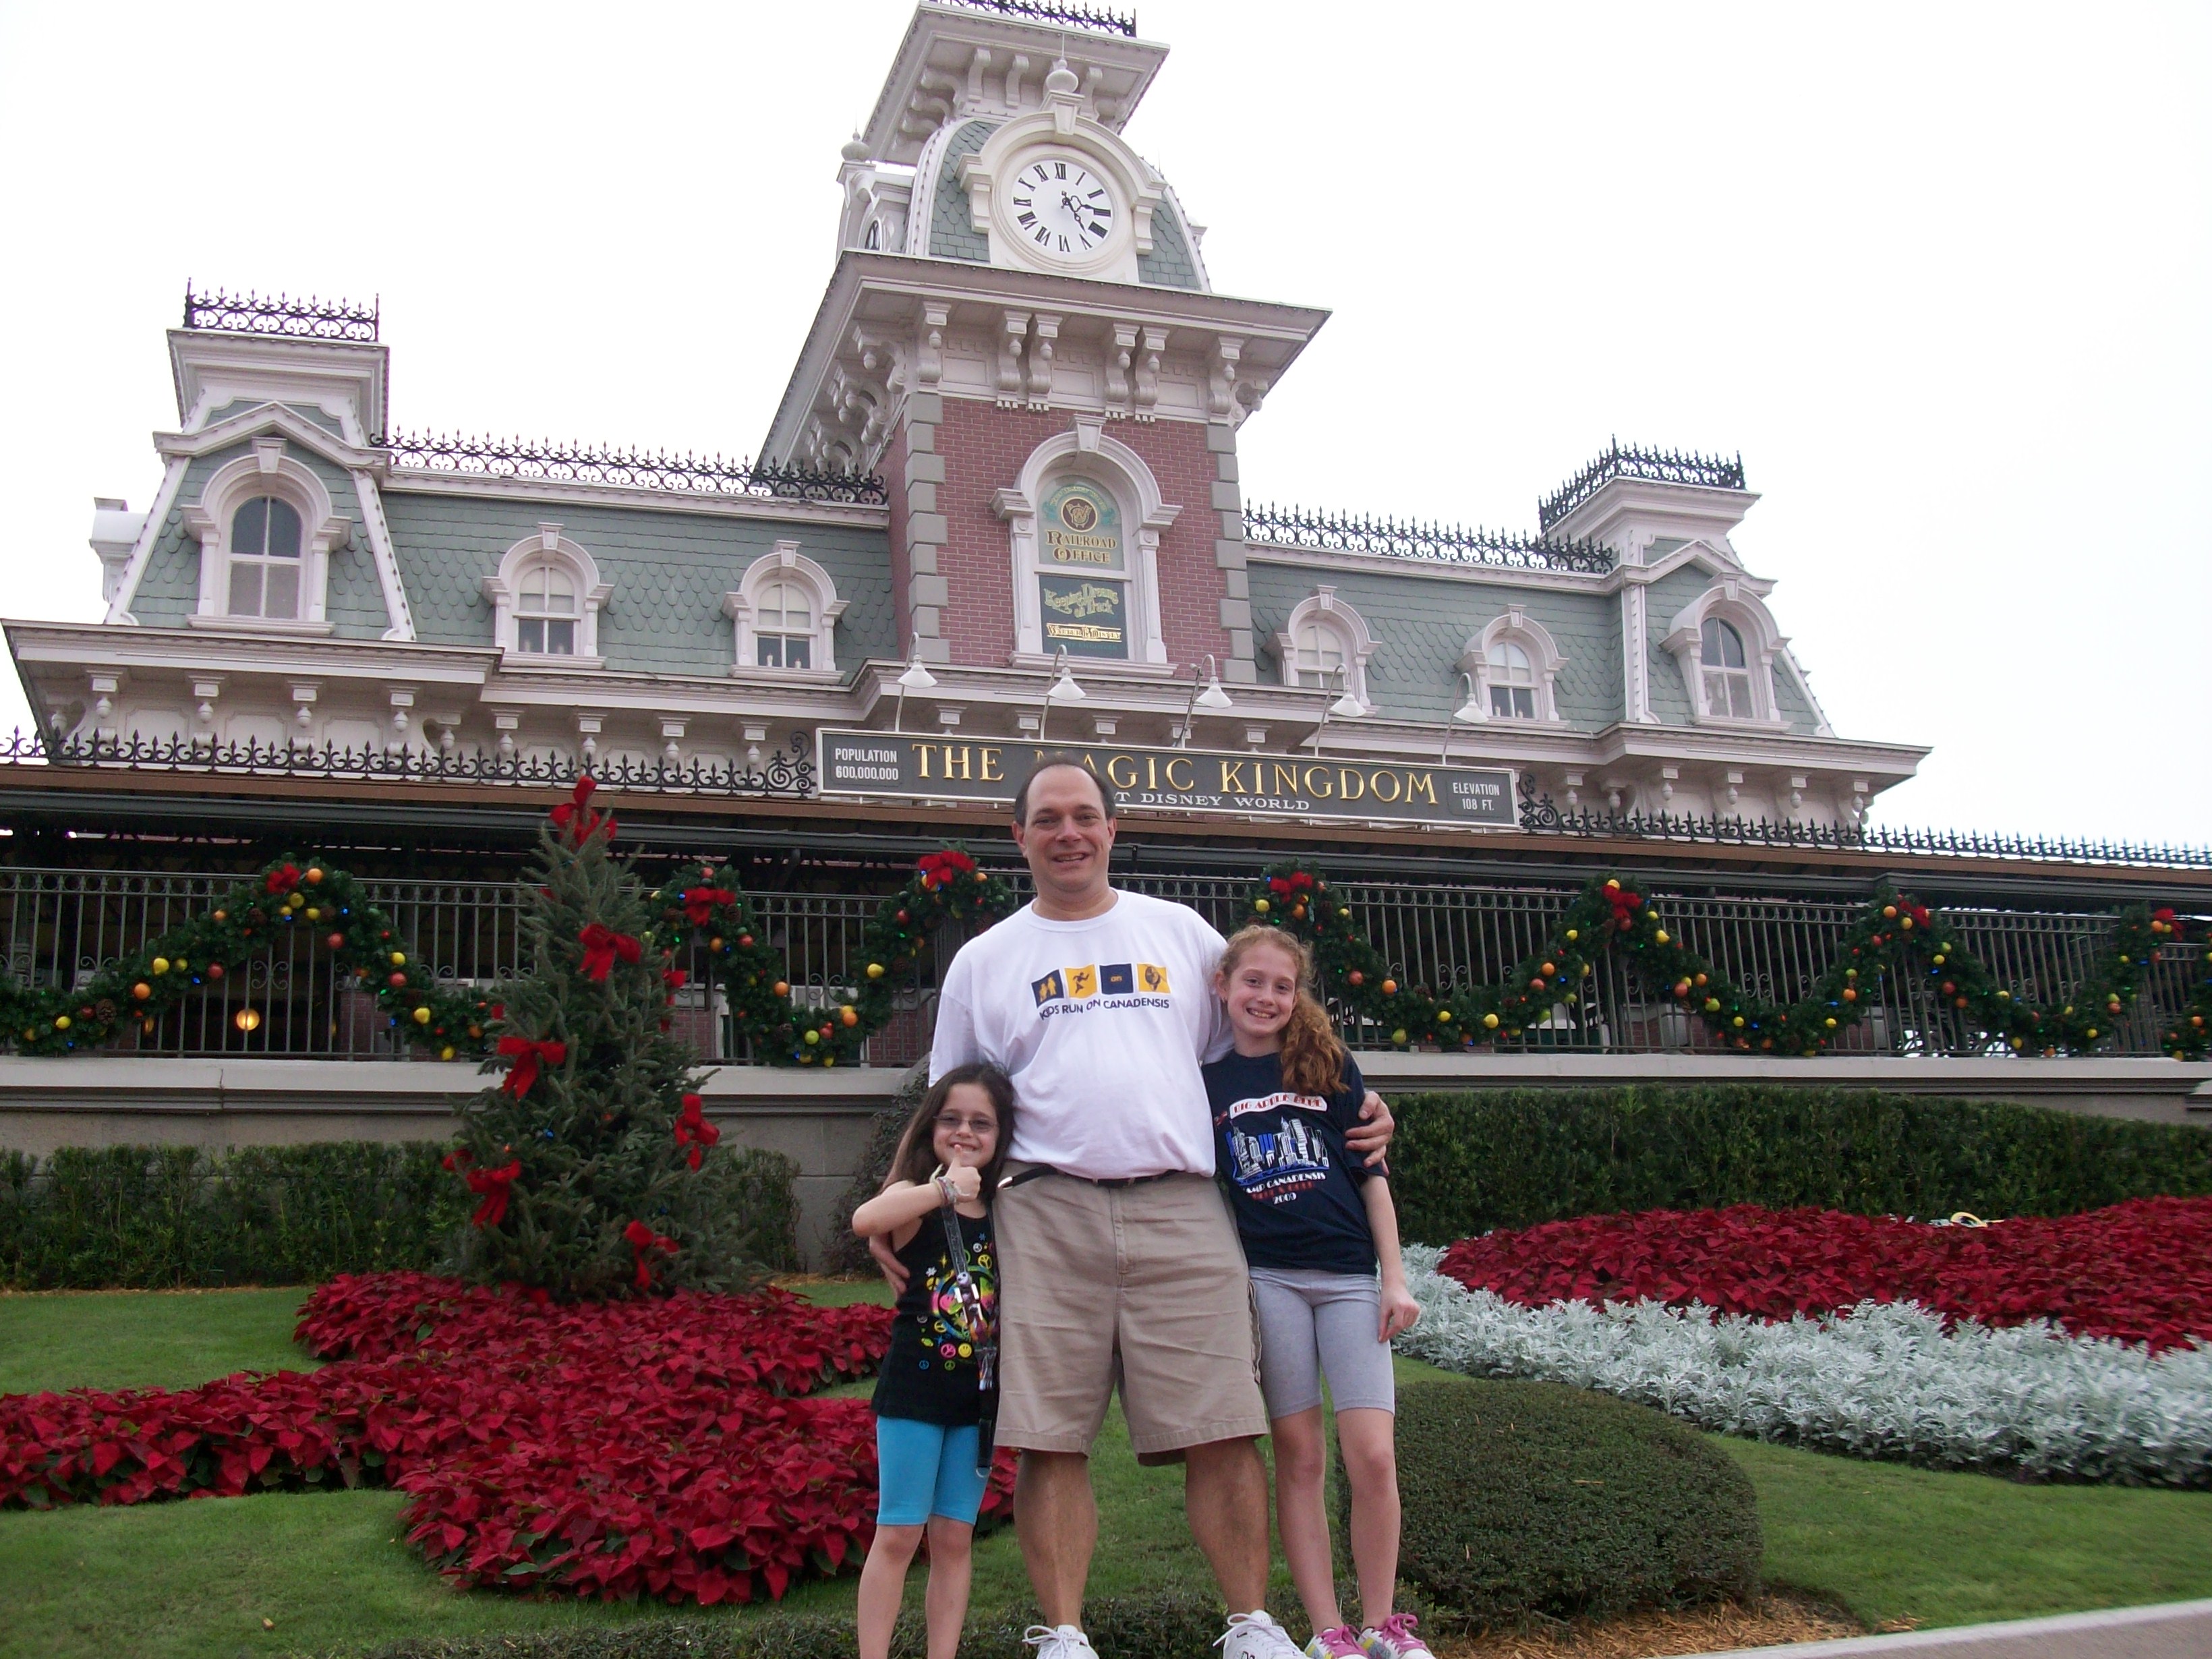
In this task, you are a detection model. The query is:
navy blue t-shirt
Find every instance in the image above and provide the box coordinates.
[1203,1049,1376,1275]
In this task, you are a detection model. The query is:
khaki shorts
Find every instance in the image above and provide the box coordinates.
[994,1167,1268,1460]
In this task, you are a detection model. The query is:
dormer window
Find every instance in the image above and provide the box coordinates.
[1486,641,1538,719]
[226,496,303,619]
[1274,587,1378,711]
[753,578,814,668]
[1699,618,1755,719]
[1289,614,1348,689]
[515,565,579,656]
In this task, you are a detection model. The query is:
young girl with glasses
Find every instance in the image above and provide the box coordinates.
[1205,927,1429,1659]
[850,1062,1016,1659]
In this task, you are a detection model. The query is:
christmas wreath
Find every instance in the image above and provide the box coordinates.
[0,858,493,1058]
[1243,863,2209,1061]
[647,846,1018,1067]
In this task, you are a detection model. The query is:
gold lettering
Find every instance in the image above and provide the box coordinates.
[914,743,935,780]
[1221,759,1248,793]
[945,746,972,781]
[1404,771,1436,804]
[1371,769,1403,803]
[1145,755,1159,791]
[1164,755,1196,791]
[1107,754,1138,789]
[1337,767,1366,802]
[1271,762,1300,797]
[981,747,1004,783]
[1298,765,1330,798]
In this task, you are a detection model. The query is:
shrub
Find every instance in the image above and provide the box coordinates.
[1387,1085,2212,1244]
[1376,1376,1760,1622]
[0,1140,798,1289]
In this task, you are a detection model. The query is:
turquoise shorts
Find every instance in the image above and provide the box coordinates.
[875,1416,987,1527]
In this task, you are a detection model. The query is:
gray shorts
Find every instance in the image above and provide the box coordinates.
[1250,1266,1396,1419]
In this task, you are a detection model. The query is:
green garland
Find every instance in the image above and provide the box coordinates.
[1241,865,2209,1061]
[0,858,492,1058]
[645,848,1019,1068]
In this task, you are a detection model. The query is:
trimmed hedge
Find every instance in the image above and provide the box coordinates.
[0,1140,800,1289]
[1376,1376,1760,1623]
[1389,1086,2212,1244]
[357,1593,1227,1659]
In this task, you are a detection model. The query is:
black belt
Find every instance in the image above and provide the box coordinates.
[1001,1165,1182,1191]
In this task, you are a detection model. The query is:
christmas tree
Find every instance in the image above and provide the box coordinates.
[445,777,760,1299]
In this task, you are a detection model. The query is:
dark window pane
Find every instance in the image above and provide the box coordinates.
[518,618,544,653]
[547,619,575,655]
[757,637,784,667]
[1511,687,1536,719]
[1488,686,1513,718]
[231,497,268,558]
[266,498,302,559]
[784,637,809,670]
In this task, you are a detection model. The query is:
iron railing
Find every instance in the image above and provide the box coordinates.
[940,0,1137,35]
[4,865,2202,1064]
[183,285,380,343]
[1243,502,1615,575]
[380,431,888,505]
[1538,439,1747,530]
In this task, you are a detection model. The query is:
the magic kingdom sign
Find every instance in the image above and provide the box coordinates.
[816,730,1517,830]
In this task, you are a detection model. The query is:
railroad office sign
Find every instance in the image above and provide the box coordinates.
[817,730,1517,830]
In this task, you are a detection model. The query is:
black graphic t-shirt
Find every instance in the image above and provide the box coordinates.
[1203,1050,1376,1275]
[870,1207,997,1426]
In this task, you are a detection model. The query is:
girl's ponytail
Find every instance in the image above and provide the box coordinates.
[1218,924,1349,1098]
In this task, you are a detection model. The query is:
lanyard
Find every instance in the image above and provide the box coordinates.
[933,1178,999,1474]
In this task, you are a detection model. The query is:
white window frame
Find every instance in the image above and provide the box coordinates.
[992,419,1179,668]
[1274,586,1377,711]
[1659,580,1788,728]
[181,438,347,634]
[484,523,611,666]
[723,541,846,676]
[1457,606,1568,724]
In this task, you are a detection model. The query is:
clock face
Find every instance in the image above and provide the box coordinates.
[1006,154,1117,260]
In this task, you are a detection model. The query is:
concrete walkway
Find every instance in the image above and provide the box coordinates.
[1686,1599,2212,1658]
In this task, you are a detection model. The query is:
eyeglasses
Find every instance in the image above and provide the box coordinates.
[933,1112,998,1136]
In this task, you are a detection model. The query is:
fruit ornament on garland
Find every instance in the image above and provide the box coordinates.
[1242,859,2200,1060]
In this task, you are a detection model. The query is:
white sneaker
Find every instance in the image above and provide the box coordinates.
[1217,1610,1306,1659]
[1025,1624,1099,1659]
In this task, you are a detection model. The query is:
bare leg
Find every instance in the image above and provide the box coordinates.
[1336,1408,1401,1630]
[1269,1407,1343,1635]
[1184,1436,1273,1615]
[923,1516,975,1659]
[858,1523,925,1659]
[1016,1450,1098,1628]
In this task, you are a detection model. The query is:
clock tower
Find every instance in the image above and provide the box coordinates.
[763,1,1329,687]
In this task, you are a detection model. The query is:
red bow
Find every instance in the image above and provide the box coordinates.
[464,1160,522,1228]
[497,1035,568,1097]
[1911,904,1933,929]
[2153,907,2176,924]
[623,1219,679,1289]
[266,863,302,896]
[579,924,643,983]
[916,850,977,890]
[550,776,615,845]
[680,887,736,925]
[673,1091,722,1170]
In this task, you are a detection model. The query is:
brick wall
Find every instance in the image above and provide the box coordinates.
[930,398,1233,668]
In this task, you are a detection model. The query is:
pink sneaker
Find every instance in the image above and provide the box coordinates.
[1304,1627,1366,1659]
[1360,1614,1433,1659]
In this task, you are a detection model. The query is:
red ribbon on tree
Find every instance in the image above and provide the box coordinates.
[623,1219,679,1289]
[679,887,736,925]
[549,776,616,846]
[916,849,976,890]
[1267,872,1314,897]
[496,1035,568,1097]
[579,924,643,983]
[672,1091,721,1171]
[464,1161,522,1227]
[266,863,302,896]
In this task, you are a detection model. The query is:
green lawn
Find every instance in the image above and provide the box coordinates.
[3,1284,2211,1658]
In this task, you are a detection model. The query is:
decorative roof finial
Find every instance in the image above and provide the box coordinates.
[1045,57,1080,97]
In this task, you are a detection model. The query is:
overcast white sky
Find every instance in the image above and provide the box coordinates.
[1,1,2205,844]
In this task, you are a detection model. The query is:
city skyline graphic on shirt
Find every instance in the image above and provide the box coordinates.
[1225,1113,1333,1204]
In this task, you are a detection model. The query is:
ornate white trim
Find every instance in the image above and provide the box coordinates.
[1457,606,1568,724]
[181,438,349,631]
[482,523,612,664]
[1660,579,1791,729]
[1274,585,1377,711]
[958,71,1165,283]
[993,417,1177,664]
[722,540,849,674]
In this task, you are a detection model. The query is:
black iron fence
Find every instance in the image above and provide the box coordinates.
[4,865,2202,1065]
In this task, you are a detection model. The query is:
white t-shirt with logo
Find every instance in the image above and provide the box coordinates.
[930,890,1232,1180]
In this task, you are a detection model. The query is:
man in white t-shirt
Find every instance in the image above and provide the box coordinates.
[902,757,1395,1659]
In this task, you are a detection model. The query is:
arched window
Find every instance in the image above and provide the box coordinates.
[1289,614,1349,689]
[753,578,815,668]
[1275,587,1378,709]
[1486,640,1538,719]
[225,496,304,619]
[515,564,579,656]
[1699,618,1755,720]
